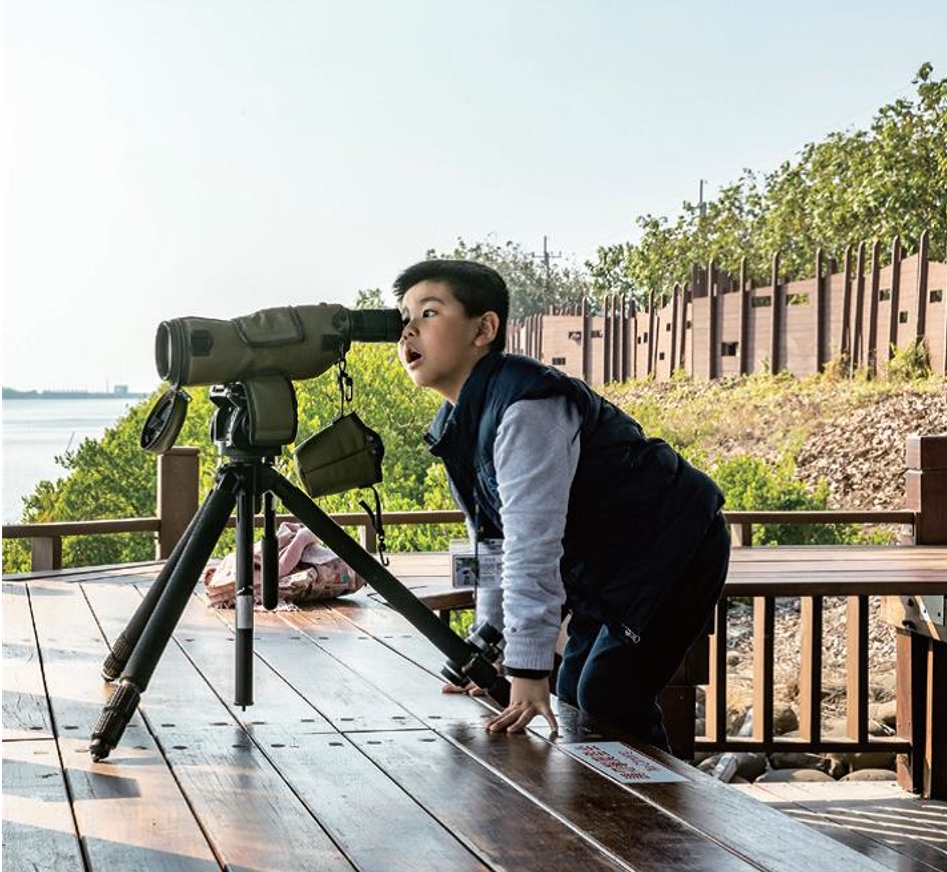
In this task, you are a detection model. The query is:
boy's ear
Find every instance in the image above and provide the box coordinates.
[474,311,500,347]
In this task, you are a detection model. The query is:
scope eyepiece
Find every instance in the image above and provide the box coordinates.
[346,308,404,343]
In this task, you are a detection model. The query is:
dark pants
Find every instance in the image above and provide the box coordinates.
[556,511,730,753]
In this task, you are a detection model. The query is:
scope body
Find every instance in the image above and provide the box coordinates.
[156,304,403,387]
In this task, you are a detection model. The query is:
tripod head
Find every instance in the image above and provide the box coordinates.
[209,376,297,459]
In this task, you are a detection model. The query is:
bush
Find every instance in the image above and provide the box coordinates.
[711,453,864,545]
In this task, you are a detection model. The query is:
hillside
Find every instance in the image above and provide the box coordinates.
[604,373,946,760]
[604,374,947,513]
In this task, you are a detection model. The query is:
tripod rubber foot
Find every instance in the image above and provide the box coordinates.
[101,634,135,682]
[90,681,140,761]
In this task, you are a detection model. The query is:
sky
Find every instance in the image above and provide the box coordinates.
[2,0,945,393]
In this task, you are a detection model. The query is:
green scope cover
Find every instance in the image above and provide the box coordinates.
[293,412,385,498]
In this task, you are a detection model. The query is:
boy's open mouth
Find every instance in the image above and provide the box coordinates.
[404,347,423,365]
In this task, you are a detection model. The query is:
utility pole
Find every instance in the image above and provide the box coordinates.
[698,179,708,218]
[537,235,562,301]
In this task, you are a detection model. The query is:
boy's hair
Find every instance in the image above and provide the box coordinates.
[393,259,509,351]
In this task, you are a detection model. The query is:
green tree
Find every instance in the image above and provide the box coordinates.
[427,237,593,317]
[354,287,387,309]
[589,64,947,300]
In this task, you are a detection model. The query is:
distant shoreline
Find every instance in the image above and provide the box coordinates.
[2,387,149,400]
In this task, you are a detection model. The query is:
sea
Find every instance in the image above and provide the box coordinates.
[2,397,145,524]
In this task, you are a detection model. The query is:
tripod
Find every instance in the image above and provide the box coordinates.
[90,383,510,761]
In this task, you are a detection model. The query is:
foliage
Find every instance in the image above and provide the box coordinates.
[2,344,456,573]
[887,339,933,382]
[709,453,864,546]
[427,237,593,318]
[354,288,386,309]
[589,64,947,306]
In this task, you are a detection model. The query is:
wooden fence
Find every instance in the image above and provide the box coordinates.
[508,232,947,384]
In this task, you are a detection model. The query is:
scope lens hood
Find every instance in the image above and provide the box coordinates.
[140,388,190,454]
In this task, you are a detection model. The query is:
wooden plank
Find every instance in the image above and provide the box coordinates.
[799,596,823,743]
[2,738,85,872]
[281,605,501,725]
[264,734,492,872]
[847,596,870,742]
[26,579,221,871]
[249,607,426,732]
[86,581,338,741]
[548,707,893,872]
[2,583,53,739]
[735,781,947,872]
[351,730,636,872]
[753,596,776,743]
[81,580,359,871]
[442,722,758,871]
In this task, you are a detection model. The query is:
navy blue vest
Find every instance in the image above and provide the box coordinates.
[425,352,724,643]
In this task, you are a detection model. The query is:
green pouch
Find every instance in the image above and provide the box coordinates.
[293,412,385,497]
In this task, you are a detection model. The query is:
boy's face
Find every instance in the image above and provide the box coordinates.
[398,280,495,403]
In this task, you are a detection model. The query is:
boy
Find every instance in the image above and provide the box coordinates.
[394,259,729,752]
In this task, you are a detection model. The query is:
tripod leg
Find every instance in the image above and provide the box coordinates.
[261,490,279,611]
[90,470,238,761]
[102,491,215,680]
[234,480,256,708]
[263,468,510,706]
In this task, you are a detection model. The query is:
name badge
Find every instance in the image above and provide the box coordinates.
[450,539,503,589]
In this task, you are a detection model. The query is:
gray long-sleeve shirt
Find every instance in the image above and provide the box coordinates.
[472,395,581,671]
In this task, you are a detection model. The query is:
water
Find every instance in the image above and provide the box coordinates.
[2,397,143,523]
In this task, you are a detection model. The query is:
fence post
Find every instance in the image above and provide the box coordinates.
[853,241,866,370]
[156,447,200,559]
[841,245,853,373]
[770,252,782,373]
[814,248,827,372]
[916,230,930,340]
[888,236,902,361]
[895,433,947,798]
[867,240,881,378]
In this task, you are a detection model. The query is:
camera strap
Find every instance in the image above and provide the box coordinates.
[358,485,388,566]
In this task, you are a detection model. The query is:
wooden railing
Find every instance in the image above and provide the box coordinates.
[3,435,945,797]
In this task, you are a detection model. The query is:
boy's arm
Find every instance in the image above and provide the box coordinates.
[494,396,580,673]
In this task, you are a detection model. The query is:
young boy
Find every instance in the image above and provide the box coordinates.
[394,259,730,752]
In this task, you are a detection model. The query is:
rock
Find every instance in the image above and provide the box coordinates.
[727,652,741,666]
[734,752,768,781]
[841,768,897,782]
[820,756,849,779]
[697,754,722,773]
[869,700,897,730]
[850,751,896,771]
[768,752,830,772]
[822,717,849,737]
[755,768,836,783]
[773,707,799,736]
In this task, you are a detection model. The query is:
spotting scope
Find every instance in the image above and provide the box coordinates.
[156,304,403,387]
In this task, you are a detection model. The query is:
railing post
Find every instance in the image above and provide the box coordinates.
[31,536,62,572]
[894,433,947,798]
[156,447,200,559]
[906,434,947,545]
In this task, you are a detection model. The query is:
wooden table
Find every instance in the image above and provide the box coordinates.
[2,562,932,872]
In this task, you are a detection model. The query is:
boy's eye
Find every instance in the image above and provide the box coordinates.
[422,309,436,317]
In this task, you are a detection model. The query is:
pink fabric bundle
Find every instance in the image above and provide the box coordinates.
[202,522,365,608]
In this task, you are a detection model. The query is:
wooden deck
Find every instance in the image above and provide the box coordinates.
[3,561,946,872]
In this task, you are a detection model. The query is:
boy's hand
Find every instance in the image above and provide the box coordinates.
[485,676,558,734]
[442,682,485,696]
